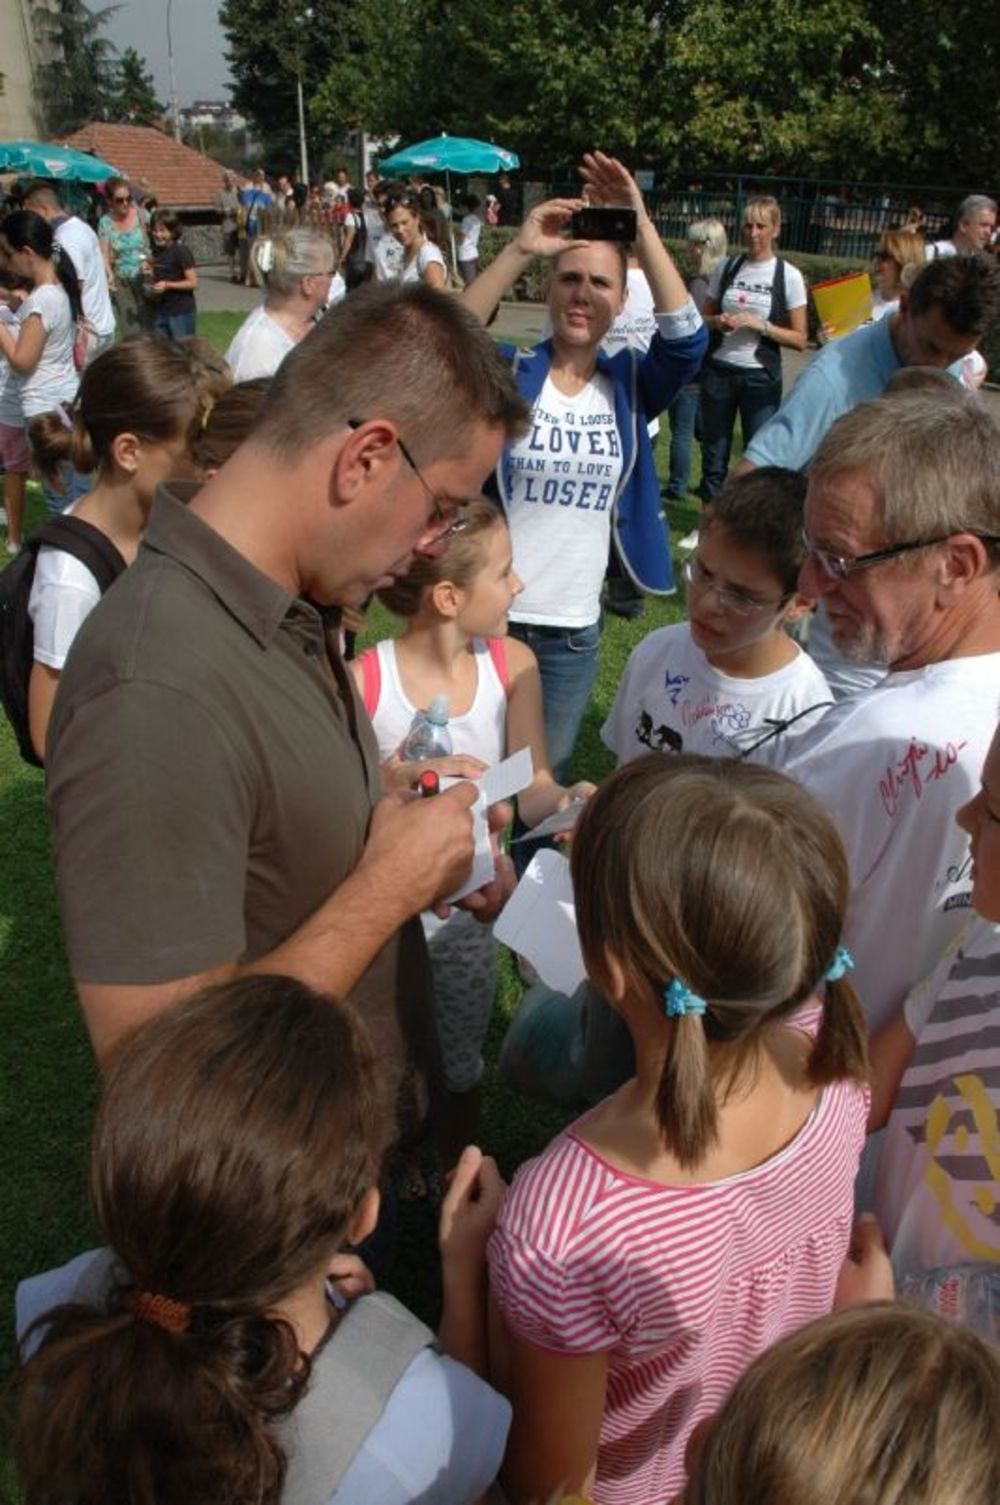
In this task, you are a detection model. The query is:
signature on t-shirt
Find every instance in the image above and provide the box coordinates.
[878,737,968,819]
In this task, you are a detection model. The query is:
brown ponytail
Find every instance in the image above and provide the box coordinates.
[571,756,868,1168]
[15,975,387,1505]
[26,404,94,485]
[654,1013,716,1166]
[17,1301,303,1504]
[27,336,225,488]
[808,976,869,1086]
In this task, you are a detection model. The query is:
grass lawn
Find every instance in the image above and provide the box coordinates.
[0,310,720,1387]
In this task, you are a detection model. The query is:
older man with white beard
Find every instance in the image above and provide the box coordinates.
[778,389,1000,1033]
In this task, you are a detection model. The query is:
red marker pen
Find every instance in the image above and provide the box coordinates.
[418,769,440,799]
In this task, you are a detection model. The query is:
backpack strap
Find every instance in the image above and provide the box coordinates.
[277,1291,435,1505]
[356,645,381,720]
[31,515,127,593]
[706,255,746,361]
[486,635,510,695]
[753,256,790,382]
[63,1257,433,1505]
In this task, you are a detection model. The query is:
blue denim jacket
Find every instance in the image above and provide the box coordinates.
[494,301,707,594]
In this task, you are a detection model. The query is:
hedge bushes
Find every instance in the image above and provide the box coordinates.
[477,226,999,379]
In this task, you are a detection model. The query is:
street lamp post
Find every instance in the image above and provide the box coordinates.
[167,0,182,141]
[293,7,314,187]
[296,71,309,186]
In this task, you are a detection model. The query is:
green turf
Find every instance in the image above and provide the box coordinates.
[0,316,723,1398]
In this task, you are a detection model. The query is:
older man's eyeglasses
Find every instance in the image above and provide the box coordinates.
[802,527,1000,581]
[347,419,470,546]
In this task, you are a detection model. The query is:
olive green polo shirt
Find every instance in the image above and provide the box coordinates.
[47,484,438,1144]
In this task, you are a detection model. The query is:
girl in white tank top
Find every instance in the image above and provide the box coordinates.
[352,501,594,1184]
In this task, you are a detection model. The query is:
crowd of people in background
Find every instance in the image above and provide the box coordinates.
[1,146,999,1505]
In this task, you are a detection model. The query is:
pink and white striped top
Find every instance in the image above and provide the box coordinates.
[488,1073,868,1504]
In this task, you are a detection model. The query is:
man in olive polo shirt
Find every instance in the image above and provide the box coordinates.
[45,283,527,1148]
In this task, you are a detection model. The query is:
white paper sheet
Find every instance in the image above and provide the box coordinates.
[511,798,585,844]
[441,747,534,903]
[494,849,587,993]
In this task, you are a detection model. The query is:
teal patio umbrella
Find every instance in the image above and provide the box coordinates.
[377,133,520,178]
[377,133,520,270]
[0,139,119,182]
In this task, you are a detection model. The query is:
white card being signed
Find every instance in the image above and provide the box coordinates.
[441,747,534,903]
[494,849,587,993]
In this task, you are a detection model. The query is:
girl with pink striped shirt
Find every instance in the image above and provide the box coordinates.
[488,755,870,1504]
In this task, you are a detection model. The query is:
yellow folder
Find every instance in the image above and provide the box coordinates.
[810,272,874,339]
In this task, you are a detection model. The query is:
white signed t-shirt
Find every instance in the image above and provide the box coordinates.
[602,621,831,766]
[506,373,623,628]
[779,653,1000,1030]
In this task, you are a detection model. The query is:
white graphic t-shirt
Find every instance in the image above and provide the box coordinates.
[779,653,1000,1031]
[506,373,623,628]
[708,256,807,370]
[602,621,831,766]
[874,920,1000,1299]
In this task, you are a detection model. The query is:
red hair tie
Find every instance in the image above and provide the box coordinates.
[128,1289,192,1335]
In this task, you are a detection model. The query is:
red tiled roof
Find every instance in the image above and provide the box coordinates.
[58,123,225,209]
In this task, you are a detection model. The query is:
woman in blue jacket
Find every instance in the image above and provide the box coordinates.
[464,153,706,779]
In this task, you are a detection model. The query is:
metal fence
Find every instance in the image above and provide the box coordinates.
[550,171,974,260]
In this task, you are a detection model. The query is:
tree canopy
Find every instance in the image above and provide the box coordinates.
[108,47,164,127]
[220,0,998,188]
[35,1,120,135]
[34,3,163,135]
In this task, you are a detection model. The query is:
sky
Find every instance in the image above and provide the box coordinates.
[106,0,234,109]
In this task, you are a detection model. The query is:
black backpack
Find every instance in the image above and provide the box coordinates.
[0,516,126,766]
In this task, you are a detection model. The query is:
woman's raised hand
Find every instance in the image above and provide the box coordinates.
[579,152,647,219]
[514,197,587,260]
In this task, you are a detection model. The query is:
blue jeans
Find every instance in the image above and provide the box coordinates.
[509,619,601,783]
[153,308,197,341]
[698,362,782,500]
[663,383,701,499]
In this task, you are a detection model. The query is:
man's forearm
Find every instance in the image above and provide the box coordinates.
[246,853,414,999]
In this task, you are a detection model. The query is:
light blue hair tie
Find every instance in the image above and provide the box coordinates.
[825,946,854,982]
[664,979,707,1018]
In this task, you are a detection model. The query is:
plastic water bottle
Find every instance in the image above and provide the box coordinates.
[401,695,452,761]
